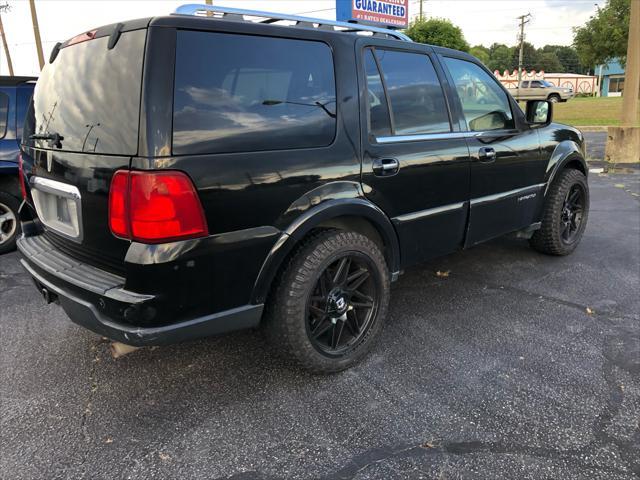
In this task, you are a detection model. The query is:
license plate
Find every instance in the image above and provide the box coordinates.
[30,177,83,242]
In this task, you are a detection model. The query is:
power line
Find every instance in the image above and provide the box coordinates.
[293,7,335,15]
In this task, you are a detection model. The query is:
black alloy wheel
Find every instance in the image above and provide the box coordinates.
[306,253,379,356]
[264,230,390,373]
[560,183,586,244]
[530,168,589,256]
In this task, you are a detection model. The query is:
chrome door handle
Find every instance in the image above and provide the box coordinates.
[372,158,400,176]
[478,147,496,162]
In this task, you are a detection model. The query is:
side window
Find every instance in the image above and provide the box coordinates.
[364,49,392,137]
[443,57,515,132]
[521,81,529,88]
[0,92,8,139]
[374,49,451,136]
[173,31,336,155]
[531,81,542,88]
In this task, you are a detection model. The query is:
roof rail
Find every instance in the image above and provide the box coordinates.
[172,4,413,42]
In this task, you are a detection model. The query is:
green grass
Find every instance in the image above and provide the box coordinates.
[551,96,623,127]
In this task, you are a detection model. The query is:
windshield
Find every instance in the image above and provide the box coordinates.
[540,81,554,87]
[25,29,146,155]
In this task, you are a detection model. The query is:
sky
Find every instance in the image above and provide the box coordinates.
[1,0,604,76]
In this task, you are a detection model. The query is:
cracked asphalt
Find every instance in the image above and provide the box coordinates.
[1,172,639,480]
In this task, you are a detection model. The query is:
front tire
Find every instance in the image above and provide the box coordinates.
[530,168,589,256]
[264,230,390,373]
[0,192,21,254]
[548,94,560,103]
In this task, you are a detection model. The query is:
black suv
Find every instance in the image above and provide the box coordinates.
[18,6,589,372]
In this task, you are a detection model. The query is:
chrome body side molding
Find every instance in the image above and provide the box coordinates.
[393,202,466,224]
[470,184,546,207]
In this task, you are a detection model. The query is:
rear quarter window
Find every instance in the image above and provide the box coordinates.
[172,31,337,155]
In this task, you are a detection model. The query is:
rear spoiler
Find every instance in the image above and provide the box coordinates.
[49,17,152,64]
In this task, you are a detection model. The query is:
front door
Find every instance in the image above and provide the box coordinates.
[357,40,471,267]
[438,55,545,246]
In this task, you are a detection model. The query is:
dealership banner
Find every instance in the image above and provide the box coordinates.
[336,0,409,28]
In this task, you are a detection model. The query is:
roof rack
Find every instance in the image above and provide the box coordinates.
[172,4,413,42]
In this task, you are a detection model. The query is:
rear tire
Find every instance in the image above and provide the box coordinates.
[530,168,589,256]
[263,230,390,373]
[0,192,21,254]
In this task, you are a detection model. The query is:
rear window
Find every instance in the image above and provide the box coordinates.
[172,31,337,155]
[28,30,146,155]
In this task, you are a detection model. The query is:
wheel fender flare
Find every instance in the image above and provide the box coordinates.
[543,140,588,196]
[250,198,401,305]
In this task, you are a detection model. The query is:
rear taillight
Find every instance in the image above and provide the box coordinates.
[109,171,130,238]
[108,170,208,244]
[18,153,27,200]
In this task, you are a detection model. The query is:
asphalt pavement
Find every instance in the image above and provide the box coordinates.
[1,172,639,480]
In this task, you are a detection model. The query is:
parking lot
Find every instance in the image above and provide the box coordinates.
[1,170,638,480]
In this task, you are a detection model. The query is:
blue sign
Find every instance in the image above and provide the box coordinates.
[336,0,409,29]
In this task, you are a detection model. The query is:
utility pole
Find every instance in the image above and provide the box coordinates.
[0,3,14,76]
[28,0,45,70]
[620,0,639,127]
[419,0,424,20]
[604,0,639,164]
[516,13,531,87]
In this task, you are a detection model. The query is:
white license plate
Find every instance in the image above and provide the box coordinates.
[31,177,83,242]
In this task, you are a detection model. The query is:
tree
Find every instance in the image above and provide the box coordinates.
[470,45,490,65]
[487,44,516,73]
[511,42,540,71]
[573,0,631,67]
[542,45,586,74]
[537,52,563,73]
[405,18,470,52]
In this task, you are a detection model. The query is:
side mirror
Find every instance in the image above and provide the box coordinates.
[526,100,552,127]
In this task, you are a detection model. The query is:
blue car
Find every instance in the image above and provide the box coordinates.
[1,76,36,253]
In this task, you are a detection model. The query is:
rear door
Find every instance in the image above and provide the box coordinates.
[438,54,545,246]
[21,26,147,273]
[357,39,470,267]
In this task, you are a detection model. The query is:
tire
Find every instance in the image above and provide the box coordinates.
[0,192,21,254]
[263,229,390,373]
[530,168,589,256]
[548,94,560,103]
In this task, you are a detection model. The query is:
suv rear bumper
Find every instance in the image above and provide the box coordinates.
[17,234,263,346]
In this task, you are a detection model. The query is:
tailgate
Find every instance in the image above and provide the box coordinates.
[21,25,148,272]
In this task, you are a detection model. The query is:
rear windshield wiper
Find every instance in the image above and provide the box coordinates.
[29,132,64,148]
[262,99,337,119]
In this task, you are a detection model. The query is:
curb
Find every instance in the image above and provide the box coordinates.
[578,126,610,132]
[586,160,640,172]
